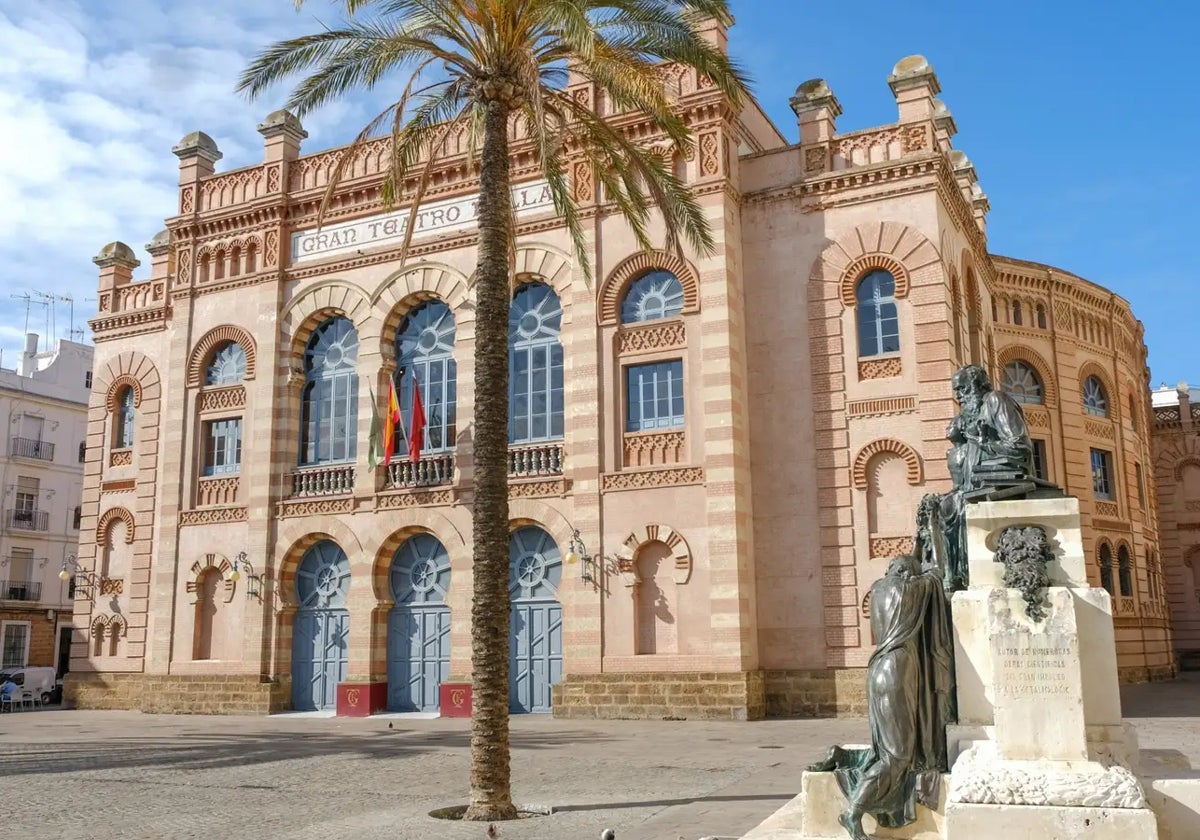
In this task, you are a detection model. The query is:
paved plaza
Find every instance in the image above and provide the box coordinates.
[1,676,1197,840]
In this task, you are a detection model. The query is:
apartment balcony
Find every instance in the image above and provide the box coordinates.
[288,463,355,498]
[383,453,455,490]
[10,437,54,462]
[0,580,42,602]
[5,509,49,532]
[508,442,564,478]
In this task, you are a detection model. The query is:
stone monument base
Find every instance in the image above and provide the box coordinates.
[740,770,945,840]
[942,802,1158,837]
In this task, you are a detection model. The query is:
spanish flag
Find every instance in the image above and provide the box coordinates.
[383,376,402,466]
[408,376,426,463]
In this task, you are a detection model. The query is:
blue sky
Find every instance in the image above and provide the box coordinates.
[0,0,1194,386]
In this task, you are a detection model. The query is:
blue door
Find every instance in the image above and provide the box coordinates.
[291,541,350,711]
[387,534,451,712]
[509,526,563,713]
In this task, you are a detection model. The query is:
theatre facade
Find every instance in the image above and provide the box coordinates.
[65,20,1174,717]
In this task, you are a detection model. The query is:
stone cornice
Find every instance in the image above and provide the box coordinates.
[89,307,170,340]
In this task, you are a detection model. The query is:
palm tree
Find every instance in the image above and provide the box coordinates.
[239,0,746,821]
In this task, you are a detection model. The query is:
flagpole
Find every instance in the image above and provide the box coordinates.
[395,366,411,452]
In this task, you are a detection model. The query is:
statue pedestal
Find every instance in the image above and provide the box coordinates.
[740,496,1200,839]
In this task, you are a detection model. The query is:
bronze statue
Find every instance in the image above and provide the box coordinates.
[808,508,955,840]
[946,364,1035,495]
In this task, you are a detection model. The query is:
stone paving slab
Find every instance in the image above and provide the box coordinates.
[0,675,1194,840]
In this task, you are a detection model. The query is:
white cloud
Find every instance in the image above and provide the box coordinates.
[0,0,372,367]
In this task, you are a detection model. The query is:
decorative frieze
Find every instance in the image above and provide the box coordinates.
[870,536,914,559]
[99,578,124,596]
[179,507,248,526]
[377,488,455,509]
[508,478,568,499]
[1024,408,1051,430]
[1084,419,1115,439]
[623,430,685,468]
[196,476,239,507]
[616,321,686,354]
[846,395,916,418]
[101,478,135,494]
[858,357,902,380]
[602,466,704,492]
[275,498,353,518]
[1094,500,1120,518]
[197,386,246,413]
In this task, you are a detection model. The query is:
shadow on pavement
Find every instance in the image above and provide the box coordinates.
[0,726,612,779]
[555,793,791,813]
[1121,671,1200,718]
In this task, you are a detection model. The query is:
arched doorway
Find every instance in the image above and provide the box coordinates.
[291,541,351,711]
[387,534,451,712]
[508,526,563,713]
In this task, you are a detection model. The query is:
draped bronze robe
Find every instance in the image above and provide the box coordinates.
[834,568,954,828]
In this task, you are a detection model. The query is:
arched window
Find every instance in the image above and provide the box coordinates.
[1012,300,1023,326]
[1127,394,1138,429]
[509,283,564,443]
[1099,543,1114,595]
[990,298,998,322]
[1036,304,1047,329]
[114,387,135,449]
[395,301,456,453]
[1117,545,1133,597]
[855,270,899,357]
[620,270,684,324]
[206,342,247,386]
[300,317,359,465]
[1083,376,1108,417]
[1001,360,1044,404]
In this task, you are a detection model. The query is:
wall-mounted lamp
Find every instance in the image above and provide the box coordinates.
[58,554,98,601]
[230,551,262,600]
[563,529,625,585]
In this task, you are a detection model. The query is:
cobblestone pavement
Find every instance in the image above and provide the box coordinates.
[1,674,1196,840]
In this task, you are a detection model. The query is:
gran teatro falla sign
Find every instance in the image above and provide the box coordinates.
[290,180,555,264]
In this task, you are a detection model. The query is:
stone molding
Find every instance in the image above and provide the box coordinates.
[96,507,136,544]
[187,325,258,388]
[376,488,455,509]
[615,320,686,355]
[105,374,144,410]
[846,395,917,418]
[996,344,1059,406]
[196,386,246,414]
[508,478,568,499]
[839,253,911,307]
[852,439,923,490]
[620,523,693,584]
[622,429,685,468]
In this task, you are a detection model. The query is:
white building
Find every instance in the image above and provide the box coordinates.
[0,333,92,675]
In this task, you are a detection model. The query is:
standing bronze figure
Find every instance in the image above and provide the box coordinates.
[808,507,955,840]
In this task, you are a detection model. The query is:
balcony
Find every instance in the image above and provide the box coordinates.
[508,442,564,478]
[197,475,240,507]
[0,580,41,602]
[11,437,54,461]
[288,464,355,498]
[5,509,49,532]
[384,453,455,490]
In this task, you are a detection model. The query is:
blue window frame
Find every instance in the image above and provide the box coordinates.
[626,360,684,432]
[301,317,359,464]
[114,387,135,449]
[395,301,456,453]
[855,270,900,357]
[509,283,564,443]
[206,342,247,386]
[204,418,242,475]
[620,270,685,324]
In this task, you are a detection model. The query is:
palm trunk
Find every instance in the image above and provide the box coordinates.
[464,98,519,822]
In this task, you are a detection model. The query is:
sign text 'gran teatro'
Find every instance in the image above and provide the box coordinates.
[290,180,555,264]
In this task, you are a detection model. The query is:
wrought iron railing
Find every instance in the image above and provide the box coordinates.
[0,580,41,602]
[5,509,49,531]
[10,437,54,461]
[508,442,564,477]
[289,464,355,497]
[384,453,455,489]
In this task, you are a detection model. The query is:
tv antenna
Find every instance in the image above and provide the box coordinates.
[9,292,48,348]
[33,291,57,343]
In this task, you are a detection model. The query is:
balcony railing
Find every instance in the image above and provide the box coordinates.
[0,580,41,602]
[289,464,355,498]
[384,453,455,490]
[508,442,564,478]
[5,509,49,532]
[10,437,54,461]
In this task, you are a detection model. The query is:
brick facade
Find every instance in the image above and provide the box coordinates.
[70,33,1174,719]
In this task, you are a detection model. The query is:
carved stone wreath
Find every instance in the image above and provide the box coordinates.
[993,525,1055,621]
